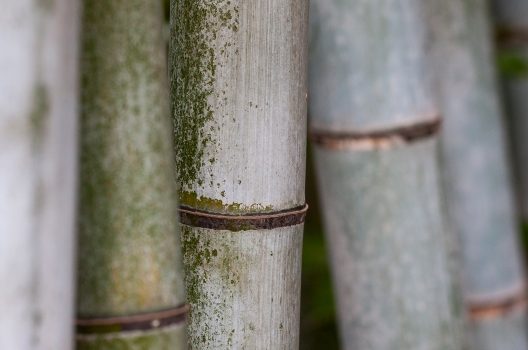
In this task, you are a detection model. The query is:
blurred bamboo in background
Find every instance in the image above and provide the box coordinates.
[430,0,528,348]
[0,1,80,349]
[309,0,464,348]
[76,0,187,348]
[494,0,528,225]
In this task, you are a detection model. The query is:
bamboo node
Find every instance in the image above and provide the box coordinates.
[496,26,528,47]
[468,287,528,321]
[310,117,441,150]
[76,304,190,335]
[179,204,309,231]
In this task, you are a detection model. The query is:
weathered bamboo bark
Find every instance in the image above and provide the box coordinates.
[170,0,308,348]
[493,0,528,222]
[76,0,187,348]
[309,1,464,349]
[0,1,80,349]
[430,1,528,349]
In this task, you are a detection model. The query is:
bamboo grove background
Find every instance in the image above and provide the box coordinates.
[2,0,528,349]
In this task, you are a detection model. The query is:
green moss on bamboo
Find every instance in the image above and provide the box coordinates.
[181,226,245,347]
[170,0,239,191]
[180,190,273,214]
[78,0,185,317]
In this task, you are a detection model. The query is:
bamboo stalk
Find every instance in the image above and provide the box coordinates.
[0,1,80,349]
[76,0,187,348]
[493,0,528,223]
[170,0,308,347]
[309,0,464,348]
[430,0,528,348]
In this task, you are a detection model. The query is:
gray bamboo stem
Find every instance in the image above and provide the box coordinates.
[431,0,528,348]
[0,1,80,349]
[309,0,464,348]
[170,0,308,348]
[493,0,528,223]
[76,0,186,348]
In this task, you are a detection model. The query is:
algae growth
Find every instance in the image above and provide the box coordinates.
[179,190,273,214]
[170,0,240,190]
[181,226,243,348]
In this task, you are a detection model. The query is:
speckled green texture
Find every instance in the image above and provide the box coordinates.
[170,0,307,214]
[77,0,186,344]
[170,0,307,346]
[77,325,186,350]
[170,0,239,195]
[181,225,239,322]
[179,191,273,214]
[181,224,303,348]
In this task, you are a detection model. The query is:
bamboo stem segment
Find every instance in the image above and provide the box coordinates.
[170,0,308,347]
[0,1,80,349]
[430,0,528,348]
[309,0,464,348]
[76,0,187,348]
[493,0,528,223]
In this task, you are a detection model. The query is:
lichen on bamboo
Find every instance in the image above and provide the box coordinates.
[170,0,308,347]
[170,0,239,195]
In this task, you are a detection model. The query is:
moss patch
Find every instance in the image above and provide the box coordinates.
[170,0,239,191]
[181,226,243,348]
[180,190,273,214]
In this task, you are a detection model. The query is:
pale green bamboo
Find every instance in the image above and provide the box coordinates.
[309,0,464,348]
[430,0,528,348]
[170,0,308,347]
[76,0,186,348]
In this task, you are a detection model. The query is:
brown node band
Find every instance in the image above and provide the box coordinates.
[76,304,189,334]
[468,289,527,321]
[310,117,441,150]
[496,26,528,47]
[179,204,308,231]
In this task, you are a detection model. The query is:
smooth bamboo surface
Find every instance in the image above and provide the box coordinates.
[314,138,463,350]
[77,0,186,348]
[0,1,80,349]
[494,0,528,222]
[431,0,528,348]
[309,0,464,348]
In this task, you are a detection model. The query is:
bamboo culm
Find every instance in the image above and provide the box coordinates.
[309,0,464,348]
[170,0,308,348]
[0,1,80,349]
[493,0,528,223]
[430,0,528,348]
[76,0,187,348]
